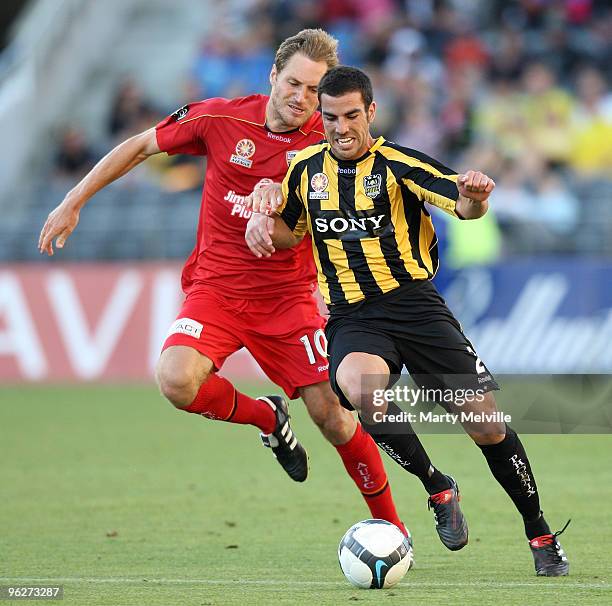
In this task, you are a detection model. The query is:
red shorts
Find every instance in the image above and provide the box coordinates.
[162,286,329,399]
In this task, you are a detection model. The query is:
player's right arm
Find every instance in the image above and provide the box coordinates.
[38,128,160,255]
[40,99,211,256]
[245,213,304,258]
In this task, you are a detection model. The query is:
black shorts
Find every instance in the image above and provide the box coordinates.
[325,281,499,410]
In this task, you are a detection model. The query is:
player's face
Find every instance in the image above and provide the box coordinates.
[268,53,328,131]
[320,92,376,161]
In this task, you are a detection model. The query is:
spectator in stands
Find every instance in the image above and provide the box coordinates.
[569,65,612,175]
[518,62,575,166]
[192,32,241,98]
[472,75,527,160]
[52,126,96,182]
[392,98,445,159]
[443,19,489,73]
[488,26,527,83]
[108,78,158,141]
[21,0,612,262]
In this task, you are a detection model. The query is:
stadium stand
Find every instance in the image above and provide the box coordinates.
[1,0,611,261]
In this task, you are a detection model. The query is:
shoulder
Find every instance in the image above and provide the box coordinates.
[220,94,268,121]
[379,140,456,176]
[176,95,267,125]
[288,141,328,172]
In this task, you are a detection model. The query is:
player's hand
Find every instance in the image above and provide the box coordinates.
[245,213,276,258]
[457,171,495,202]
[38,201,80,256]
[245,182,284,214]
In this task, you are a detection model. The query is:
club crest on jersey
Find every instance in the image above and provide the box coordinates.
[309,172,329,200]
[363,173,383,198]
[230,139,256,168]
[286,150,299,166]
[171,104,189,121]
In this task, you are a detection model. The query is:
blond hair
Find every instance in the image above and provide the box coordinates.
[275,29,339,73]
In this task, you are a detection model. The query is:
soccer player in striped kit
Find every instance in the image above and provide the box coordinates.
[246,65,570,576]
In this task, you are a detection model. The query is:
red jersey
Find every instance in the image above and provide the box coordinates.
[155,94,325,298]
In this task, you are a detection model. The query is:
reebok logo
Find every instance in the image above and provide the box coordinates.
[267,132,292,143]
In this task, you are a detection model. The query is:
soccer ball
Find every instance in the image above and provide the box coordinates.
[338,519,413,589]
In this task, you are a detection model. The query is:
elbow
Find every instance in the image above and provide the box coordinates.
[133,128,160,157]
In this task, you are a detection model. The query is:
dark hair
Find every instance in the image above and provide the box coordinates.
[317,66,373,109]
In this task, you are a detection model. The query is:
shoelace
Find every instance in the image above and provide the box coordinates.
[554,519,572,538]
[532,519,571,560]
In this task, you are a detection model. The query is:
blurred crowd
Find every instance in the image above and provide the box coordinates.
[52,0,612,263]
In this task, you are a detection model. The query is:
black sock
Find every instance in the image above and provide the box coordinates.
[362,402,450,495]
[524,512,552,540]
[477,425,550,539]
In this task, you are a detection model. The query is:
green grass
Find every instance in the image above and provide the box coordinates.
[1,384,610,605]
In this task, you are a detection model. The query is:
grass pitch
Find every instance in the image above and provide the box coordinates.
[1,384,610,605]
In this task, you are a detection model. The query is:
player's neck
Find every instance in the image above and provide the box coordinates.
[265,104,301,133]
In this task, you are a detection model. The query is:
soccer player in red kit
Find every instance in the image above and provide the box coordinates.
[38,30,407,534]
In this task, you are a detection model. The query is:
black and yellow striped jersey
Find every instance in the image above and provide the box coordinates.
[279,136,462,306]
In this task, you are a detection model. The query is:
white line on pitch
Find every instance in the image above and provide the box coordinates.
[0,577,610,590]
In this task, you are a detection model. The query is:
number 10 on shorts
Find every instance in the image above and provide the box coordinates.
[299,329,328,364]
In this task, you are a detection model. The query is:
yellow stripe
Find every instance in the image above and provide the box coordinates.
[179,112,326,140]
[300,167,310,205]
[359,159,399,289]
[326,240,363,303]
[320,152,340,211]
[289,171,309,238]
[362,480,389,497]
[403,179,458,217]
[178,113,265,128]
[379,144,458,216]
[300,127,325,137]
[379,145,457,181]
[305,214,332,304]
[386,167,426,278]
[290,142,329,167]
[353,155,376,211]
[361,237,400,291]
[369,136,386,155]
[418,210,435,275]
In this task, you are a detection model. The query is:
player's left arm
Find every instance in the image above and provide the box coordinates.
[401,154,494,220]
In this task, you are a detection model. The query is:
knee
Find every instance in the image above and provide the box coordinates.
[337,369,386,420]
[336,368,367,411]
[336,373,363,412]
[335,353,390,423]
[463,392,505,445]
[156,363,198,409]
[468,424,507,446]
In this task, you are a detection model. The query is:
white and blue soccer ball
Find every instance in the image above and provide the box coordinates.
[338,519,414,589]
